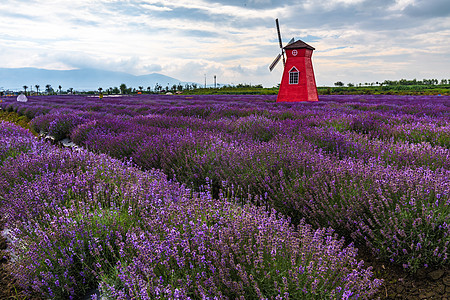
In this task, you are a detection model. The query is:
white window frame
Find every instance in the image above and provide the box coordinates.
[289,67,299,84]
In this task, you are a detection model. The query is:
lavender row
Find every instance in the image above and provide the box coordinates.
[301,126,450,170]
[0,121,381,299]
[29,108,450,172]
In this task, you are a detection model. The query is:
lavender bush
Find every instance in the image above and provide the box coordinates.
[0,120,38,162]
[300,157,450,271]
[0,121,382,299]
[31,109,94,141]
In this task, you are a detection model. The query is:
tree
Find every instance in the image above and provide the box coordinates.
[58,85,62,94]
[45,84,52,94]
[98,87,103,93]
[347,83,354,87]
[35,85,40,94]
[334,81,344,87]
[119,83,127,94]
[23,85,28,95]
[154,83,163,93]
[138,86,143,93]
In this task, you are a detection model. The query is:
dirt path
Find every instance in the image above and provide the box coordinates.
[359,248,450,299]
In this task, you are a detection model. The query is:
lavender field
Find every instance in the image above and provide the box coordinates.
[1,94,449,299]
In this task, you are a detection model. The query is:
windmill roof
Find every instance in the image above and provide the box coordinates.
[284,40,315,50]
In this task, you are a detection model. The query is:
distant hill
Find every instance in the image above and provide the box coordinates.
[0,67,192,91]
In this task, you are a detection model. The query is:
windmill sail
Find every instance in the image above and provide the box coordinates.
[275,18,285,66]
[269,53,282,72]
[287,37,295,45]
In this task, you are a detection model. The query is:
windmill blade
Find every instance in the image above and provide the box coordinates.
[276,19,283,49]
[275,18,285,66]
[287,37,295,45]
[269,53,282,72]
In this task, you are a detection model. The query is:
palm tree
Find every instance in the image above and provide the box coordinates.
[119,83,127,94]
[35,85,40,94]
[45,84,52,94]
[58,85,62,94]
[23,85,28,95]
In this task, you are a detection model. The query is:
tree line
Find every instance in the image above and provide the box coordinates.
[3,78,449,97]
[14,82,203,96]
[12,82,265,96]
[334,78,450,87]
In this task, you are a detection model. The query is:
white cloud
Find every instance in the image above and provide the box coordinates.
[390,0,416,11]
[0,0,448,87]
[141,4,173,11]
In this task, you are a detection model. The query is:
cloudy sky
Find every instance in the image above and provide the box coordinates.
[0,0,449,87]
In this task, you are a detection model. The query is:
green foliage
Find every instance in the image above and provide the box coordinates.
[317,83,450,95]
[183,84,278,95]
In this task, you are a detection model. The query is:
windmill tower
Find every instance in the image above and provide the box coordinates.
[269,19,318,102]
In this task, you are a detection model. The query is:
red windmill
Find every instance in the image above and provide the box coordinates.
[269,19,318,102]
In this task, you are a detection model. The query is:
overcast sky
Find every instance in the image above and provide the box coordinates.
[1,0,449,87]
